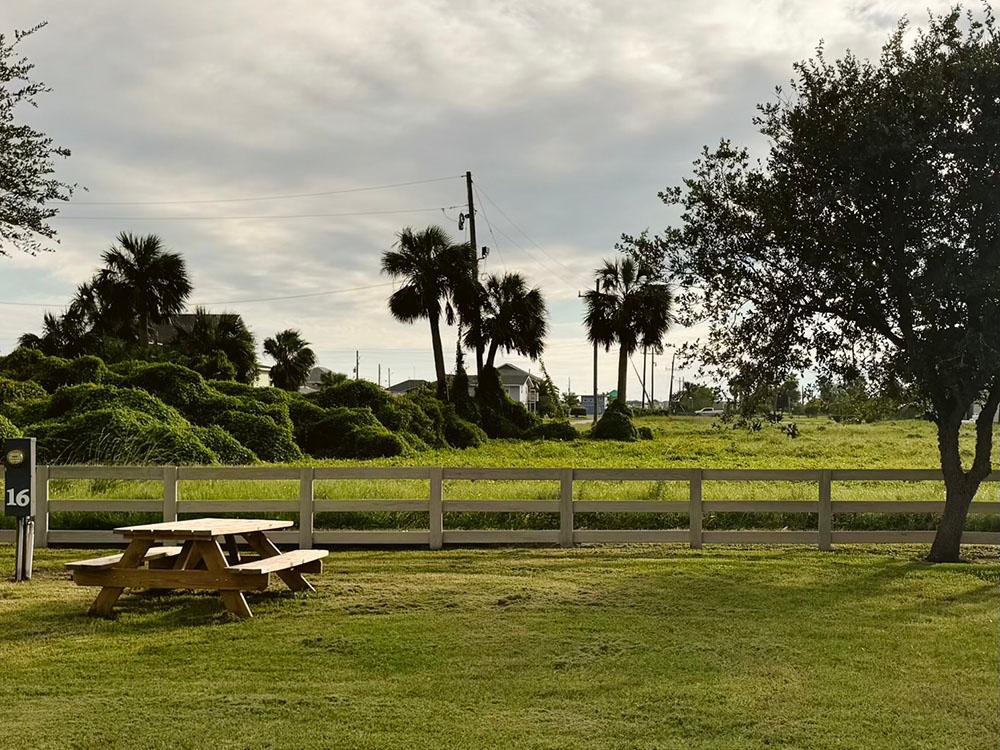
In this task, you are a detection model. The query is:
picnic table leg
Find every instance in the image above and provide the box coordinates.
[195,540,253,619]
[243,531,315,593]
[88,538,153,618]
[223,534,241,565]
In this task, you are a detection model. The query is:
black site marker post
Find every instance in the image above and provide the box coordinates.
[3,438,36,581]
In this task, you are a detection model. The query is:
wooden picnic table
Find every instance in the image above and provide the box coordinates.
[65,518,328,619]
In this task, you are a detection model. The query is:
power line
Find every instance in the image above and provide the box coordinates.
[473,183,507,273]
[70,175,462,206]
[0,281,398,309]
[52,205,466,222]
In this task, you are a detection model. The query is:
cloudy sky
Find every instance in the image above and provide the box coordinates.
[3,1,956,396]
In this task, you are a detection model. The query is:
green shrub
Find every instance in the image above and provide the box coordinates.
[0,414,22,440]
[570,406,588,417]
[287,396,329,439]
[590,400,638,441]
[297,407,394,458]
[637,425,654,440]
[192,425,258,464]
[44,384,186,425]
[0,378,47,404]
[347,424,408,459]
[443,405,487,449]
[210,380,290,405]
[27,408,217,465]
[0,350,113,391]
[216,411,302,463]
[121,362,212,408]
[475,367,539,438]
[525,421,579,441]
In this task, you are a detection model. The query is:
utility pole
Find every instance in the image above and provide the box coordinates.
[668,349,677,411]
[641,346,648,410]
[466,171,484,378]
[650,350,655,409]
[592,279,599,423]
[378,363,381,388]
[355,350,359,380]
[388,367,391,388]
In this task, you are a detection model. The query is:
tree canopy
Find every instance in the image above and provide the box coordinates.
[0,23,74,256]
[659,8,999,561]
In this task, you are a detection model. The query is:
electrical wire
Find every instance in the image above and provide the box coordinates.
[473,183,507,273]
[71,175,462,206]
[52,205,466,222]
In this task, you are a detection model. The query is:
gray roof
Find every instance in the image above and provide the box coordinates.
[388,379,429,394]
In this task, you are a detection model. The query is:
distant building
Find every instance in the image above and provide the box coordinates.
[150,313,225,344]
[580,394,607,418]
[298,366,332,394]
[467,363,541,412]
[967,402,1000,423]
[387,379,430,396]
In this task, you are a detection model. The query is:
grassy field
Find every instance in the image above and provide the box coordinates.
[14,417,998,534]
[1,545,996,749]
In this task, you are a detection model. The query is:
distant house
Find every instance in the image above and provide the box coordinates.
[150,313,222,344]
[387,379,430,396]
[467,363,541,412]
[580,394,607,418]
[966,401,1000,424]
[298,366,333,394]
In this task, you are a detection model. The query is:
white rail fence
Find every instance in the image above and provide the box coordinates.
[1,466,998,549]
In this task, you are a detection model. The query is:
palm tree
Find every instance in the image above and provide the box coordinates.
[18,310,91,357]
[583,257,673,404]
[465,272,547,370]
[381,226,471,400]
[263,329,316,391]
[95,232,192,346]
[173,308,259,384]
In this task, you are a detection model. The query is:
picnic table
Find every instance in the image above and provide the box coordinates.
[65,518,328,619]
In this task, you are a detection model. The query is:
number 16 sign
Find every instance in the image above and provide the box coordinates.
[3,438,35,518]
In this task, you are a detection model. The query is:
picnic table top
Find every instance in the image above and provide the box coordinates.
[114,517,293,539]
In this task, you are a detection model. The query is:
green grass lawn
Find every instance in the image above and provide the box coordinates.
[1,545,996,749]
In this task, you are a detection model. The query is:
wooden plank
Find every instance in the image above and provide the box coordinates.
[572,468,696,481]
[830,469,943,481]
[163,465,178,523]
[442,468,563,481]
[831,530,938,544]
[299,467,314,550]
[702,469,822,481]
[196,540,255,618]
[48,500,163,513]
[429,468,443,550]
[701,501,819,513]
[702,531,820,545]
[242,531,314,592]
[559,468,573,548]
[443,500,560,513]
[574,501,689,513]
[689,470,703,549]
[177,501,297,513]
[47,466,163,480]
[314,466,432,480]
[34,465,49,549]
[573,530,688,544]
[313,500,428,512]
[963,532,1000,545]
[441,530,560,544]
[47,530,120,544]
[65,545,184,570]
[818,470,832,551]
[230,549,328,575]
[312,530,430,545]
[116,517,293,538]
[832,501,945,514]
[75,566,269,592]
[176,466,301,480]
[87,538,153,617]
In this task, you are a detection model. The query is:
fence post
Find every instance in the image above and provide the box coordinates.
[299,467,314,550]
[689,469,703,549]
[429,467,443,550]
[818,469,832,551]
[162,466,178,523]
[559,468,574,548]
[34,465,49,549]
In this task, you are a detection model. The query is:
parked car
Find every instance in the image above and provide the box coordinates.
[695,406,724,417]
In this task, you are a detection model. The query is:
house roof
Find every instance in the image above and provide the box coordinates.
[466,363,541,388]
[150,313,223,344]
[388,379,429,394]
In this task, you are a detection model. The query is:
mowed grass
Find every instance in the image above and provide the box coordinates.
[1,545,996,749]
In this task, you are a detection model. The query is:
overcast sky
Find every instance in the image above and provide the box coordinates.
[3,1,957,396]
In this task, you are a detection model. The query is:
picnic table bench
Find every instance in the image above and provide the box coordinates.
[65,518,328,619]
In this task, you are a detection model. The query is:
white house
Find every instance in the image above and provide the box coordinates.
[467,363,541,412]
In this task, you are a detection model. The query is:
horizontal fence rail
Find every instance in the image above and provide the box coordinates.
[1,466,998,549]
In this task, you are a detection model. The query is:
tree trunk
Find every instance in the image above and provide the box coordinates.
[428,313,448,401]
[617,347,629,404]
[486,340,500,371]
[927,389,999,562]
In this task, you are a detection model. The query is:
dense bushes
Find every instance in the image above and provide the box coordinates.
[590,400,639,441]
[525,421,579,441]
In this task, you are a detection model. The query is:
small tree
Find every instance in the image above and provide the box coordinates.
[172,308,258,384]
[535,360,565,419]
[0,23,74,256]
[660,9,1000,562]
[561,391,581,410]
[263,329,316,391]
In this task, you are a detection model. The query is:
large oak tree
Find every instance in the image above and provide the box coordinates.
[660,8,999,562]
